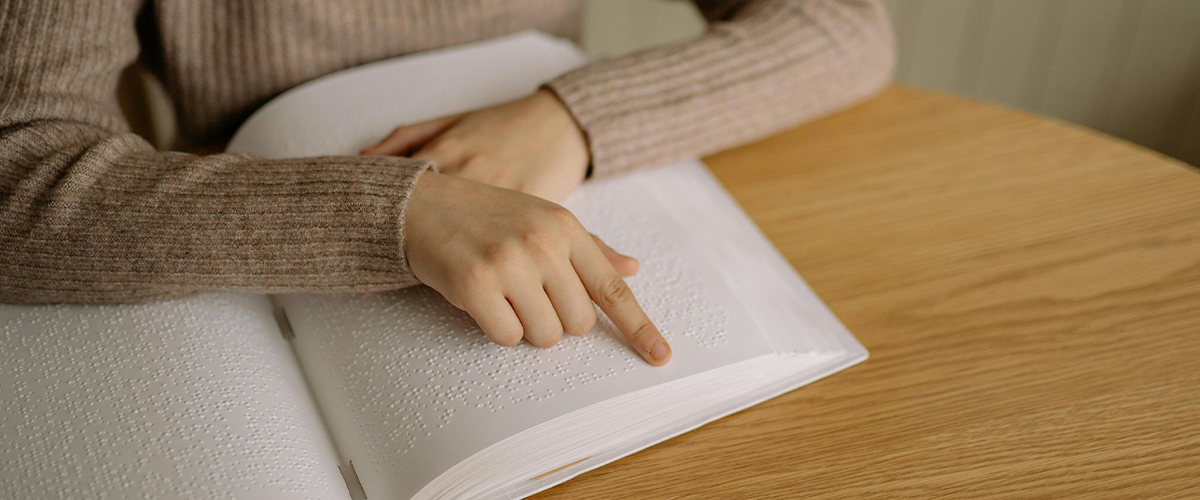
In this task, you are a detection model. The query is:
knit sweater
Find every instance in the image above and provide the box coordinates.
[0,0,894,303]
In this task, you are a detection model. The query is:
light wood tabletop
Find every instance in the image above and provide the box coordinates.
[532,86,1200,499]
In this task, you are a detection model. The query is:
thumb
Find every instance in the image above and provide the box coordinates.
[590,233,639,277]
[361,114,461,156]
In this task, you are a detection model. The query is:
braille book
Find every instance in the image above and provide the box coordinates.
[0,32,866,500]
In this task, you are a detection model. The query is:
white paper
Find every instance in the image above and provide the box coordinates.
[0,294,349,500]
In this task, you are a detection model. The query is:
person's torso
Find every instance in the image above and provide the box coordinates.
[142,0,584,146]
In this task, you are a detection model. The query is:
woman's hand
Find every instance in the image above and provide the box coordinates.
[362,89,589,203]
[404,171,671,366]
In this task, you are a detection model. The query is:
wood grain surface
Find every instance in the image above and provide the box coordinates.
[531,86,1200,499]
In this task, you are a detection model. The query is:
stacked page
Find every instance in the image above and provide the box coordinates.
[0,31,865,500]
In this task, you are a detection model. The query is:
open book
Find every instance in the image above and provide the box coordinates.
[0,32,866,500]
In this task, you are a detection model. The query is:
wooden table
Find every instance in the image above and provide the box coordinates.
[533,86,1200,498]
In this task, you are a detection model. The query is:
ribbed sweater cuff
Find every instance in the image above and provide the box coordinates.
[546,56,711,178]
[543,75,631,178]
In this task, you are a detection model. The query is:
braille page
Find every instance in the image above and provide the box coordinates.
[0,293,350,500]
[278,165,776,500]
[642,161,868,357]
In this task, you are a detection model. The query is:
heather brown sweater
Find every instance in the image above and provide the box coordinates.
[0,0,894,303]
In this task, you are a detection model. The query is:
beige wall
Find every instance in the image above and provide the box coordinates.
[883,0,1200,167]
[582,0,1200,168]
[579,0,706,57]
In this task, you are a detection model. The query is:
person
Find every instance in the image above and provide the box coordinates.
[0,0,894,366]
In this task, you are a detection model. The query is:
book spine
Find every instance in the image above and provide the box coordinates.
[339,461,368,500]
[270,296,296,340]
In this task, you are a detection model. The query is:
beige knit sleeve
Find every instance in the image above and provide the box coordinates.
[546,0,895,177]
[0,0,432,304]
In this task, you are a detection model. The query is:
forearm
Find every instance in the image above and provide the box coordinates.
[0,122,432,303]
[547,0,896,176]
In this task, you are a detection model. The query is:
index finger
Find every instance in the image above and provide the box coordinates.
[571,236,671,366]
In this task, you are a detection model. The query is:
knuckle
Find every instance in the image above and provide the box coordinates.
[596,276,632,309]
[564,310,597,336]
[489,328,523,347]
[518,226,560,256]
[543,204,578,228]
[629,320,657,344]
[526,329,563,349]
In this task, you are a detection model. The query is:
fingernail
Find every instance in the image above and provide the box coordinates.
[649,341,669,361]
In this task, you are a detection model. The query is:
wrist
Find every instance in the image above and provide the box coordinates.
[402,169,445,283]
[536,87,592,180]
